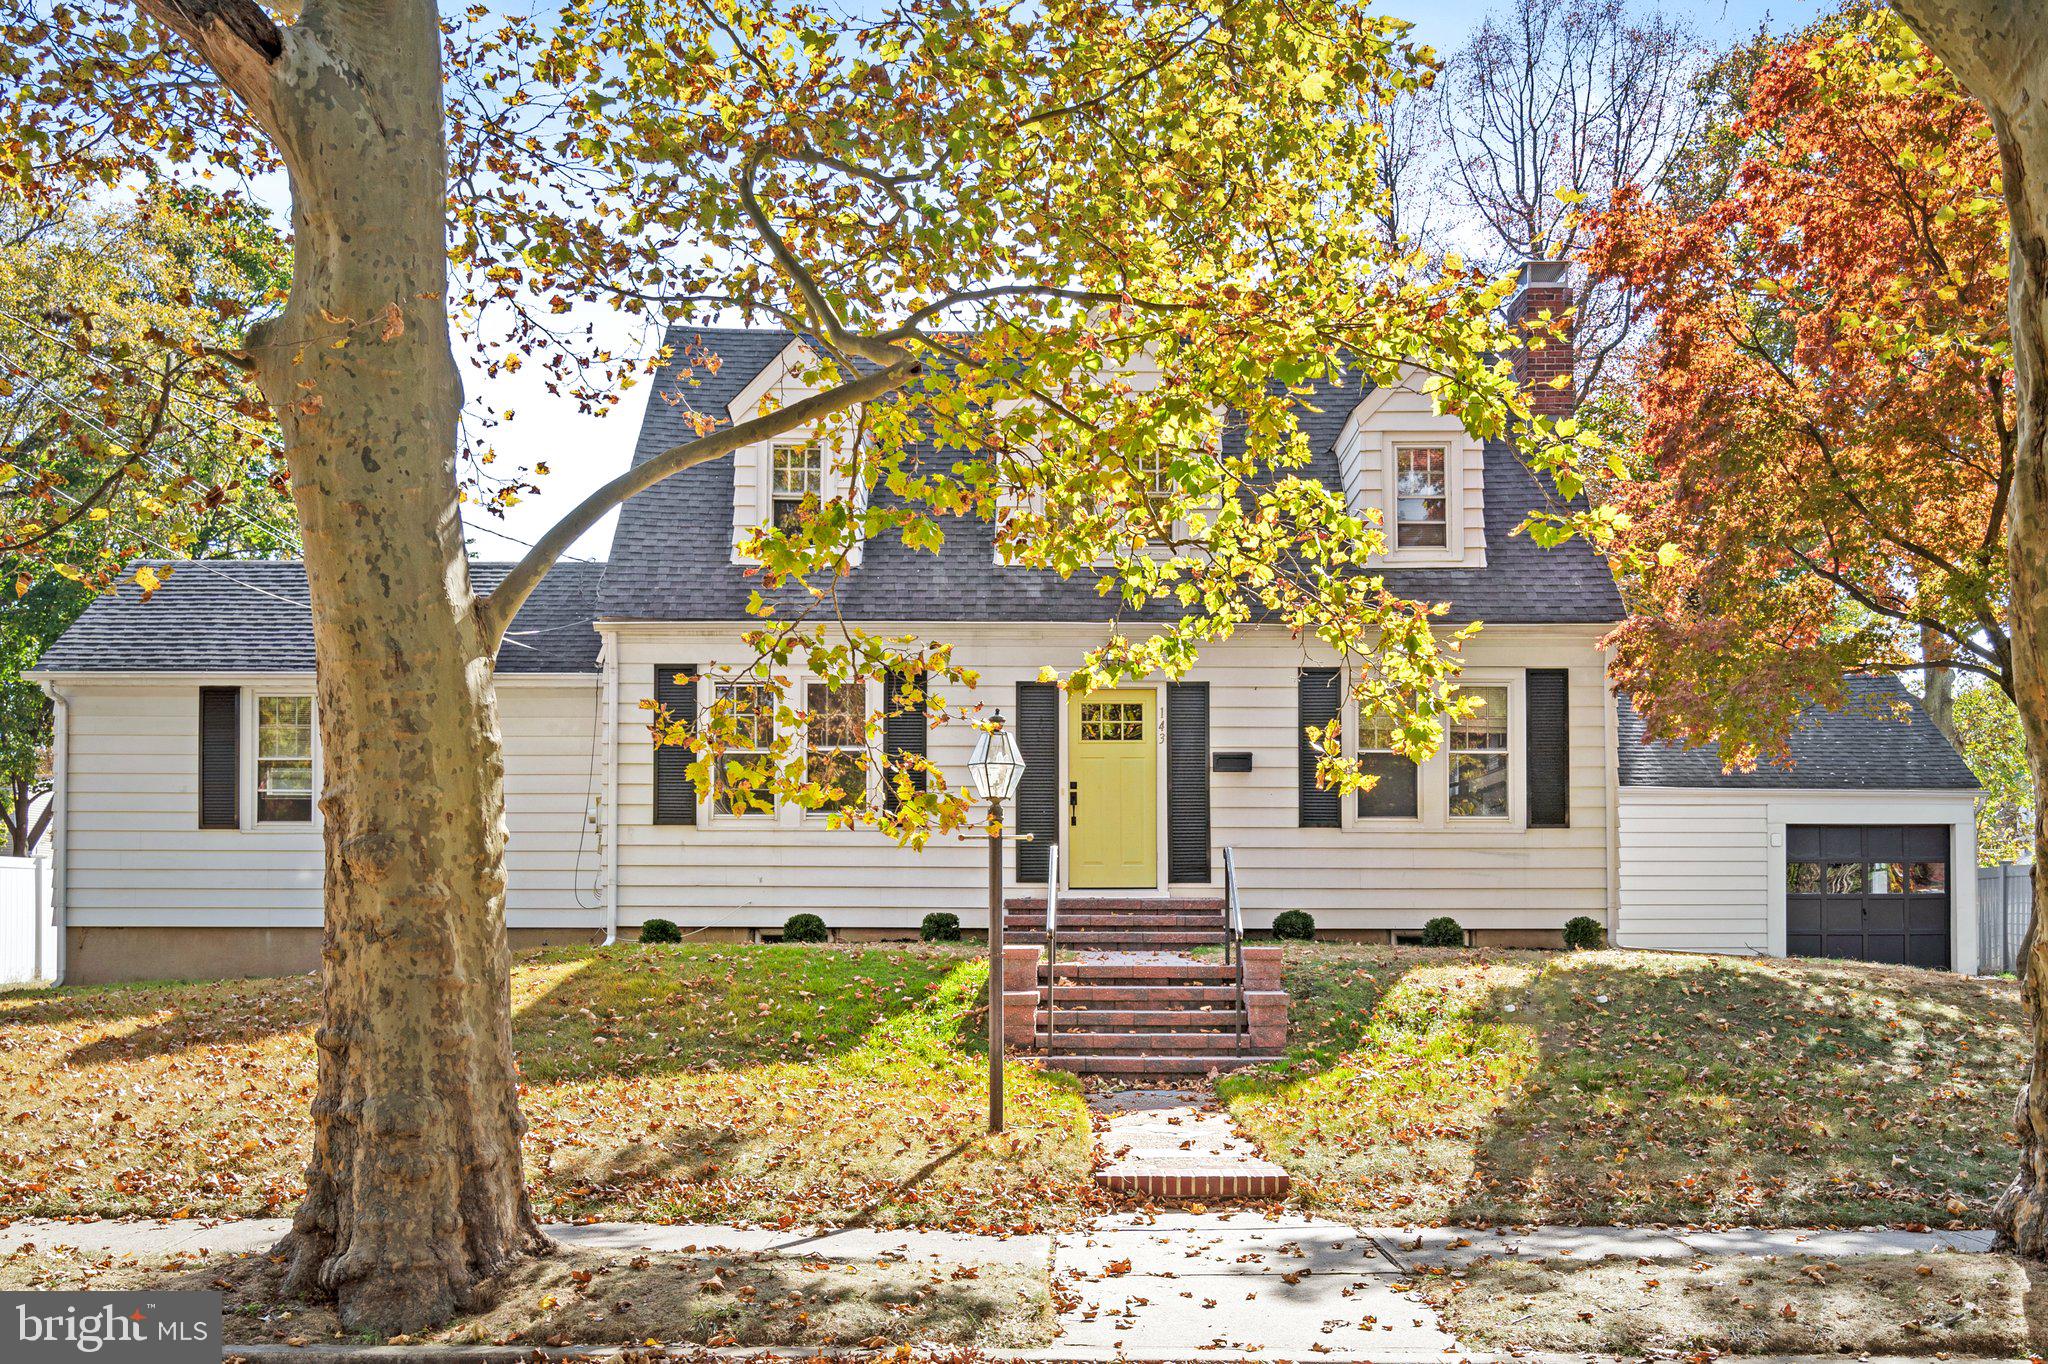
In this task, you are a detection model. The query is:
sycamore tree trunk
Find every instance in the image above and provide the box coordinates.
[1892,0,2048,1255]
[139,0,548,1333]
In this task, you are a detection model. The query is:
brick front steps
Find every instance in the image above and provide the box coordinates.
[998,909,1291,1078]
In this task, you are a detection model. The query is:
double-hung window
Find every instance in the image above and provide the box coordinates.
[256,694,315,823]
[771,442,823,532]
[1447,685,1511,819]
[1394,446,1448,548]
[804,681,867,813]
[713,680,775,815]
[1355,706,1419,819]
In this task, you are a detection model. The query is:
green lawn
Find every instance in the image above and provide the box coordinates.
[1219,944,2024,1227]
[0,943,1099,1230]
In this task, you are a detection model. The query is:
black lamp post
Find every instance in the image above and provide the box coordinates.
[968,710,1026,1133]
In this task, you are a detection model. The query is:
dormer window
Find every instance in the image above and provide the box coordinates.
[771,442,823,532]
[1395,446,1448,548]
[1331,369,1486,568]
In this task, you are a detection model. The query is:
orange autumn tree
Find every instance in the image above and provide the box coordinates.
[1586,8,2013,766]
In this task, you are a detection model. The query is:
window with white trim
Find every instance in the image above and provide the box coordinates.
[1447,685,1510,819]
[804,680,867,812]
[1355,705,1419,819]
[771,442,823,532]
[255,694,314,823]
[1395,446,1448,548]
[713,679,775,815]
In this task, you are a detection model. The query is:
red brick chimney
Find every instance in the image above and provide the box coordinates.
[1505,259,1575,417]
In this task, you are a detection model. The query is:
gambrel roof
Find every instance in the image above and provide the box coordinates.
[595,327,1627,625]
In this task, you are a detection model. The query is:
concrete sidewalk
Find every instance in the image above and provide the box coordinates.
[0,1212,2008,1362]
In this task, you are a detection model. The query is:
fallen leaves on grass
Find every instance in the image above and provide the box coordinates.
[1219,945,2021,1227]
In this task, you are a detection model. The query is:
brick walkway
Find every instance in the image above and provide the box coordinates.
[1089,1087,1290,1200]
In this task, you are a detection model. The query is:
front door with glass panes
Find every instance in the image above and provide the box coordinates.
[1067,690,1159,889]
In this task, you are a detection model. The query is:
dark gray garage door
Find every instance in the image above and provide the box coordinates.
[1786,825,1950,968]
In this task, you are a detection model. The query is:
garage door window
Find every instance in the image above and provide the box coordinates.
[1785,824,1950,969]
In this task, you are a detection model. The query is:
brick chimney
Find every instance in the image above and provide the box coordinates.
[1505,259,1575,417]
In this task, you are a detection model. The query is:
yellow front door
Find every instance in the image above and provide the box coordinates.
[1068,690,1159,889]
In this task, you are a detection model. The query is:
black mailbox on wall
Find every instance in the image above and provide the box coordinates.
[1212,751,1253,773]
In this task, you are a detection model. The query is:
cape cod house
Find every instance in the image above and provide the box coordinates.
[28,266,1984,985]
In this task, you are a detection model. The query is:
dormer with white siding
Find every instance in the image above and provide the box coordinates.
[725,339,868,567]
[1333,367,1486,568]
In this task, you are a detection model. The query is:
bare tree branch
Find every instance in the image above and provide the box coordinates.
[476,354,924,647]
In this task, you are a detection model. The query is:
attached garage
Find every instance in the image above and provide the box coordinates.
[1615,677,1981,972]
[1783,823,1951,967]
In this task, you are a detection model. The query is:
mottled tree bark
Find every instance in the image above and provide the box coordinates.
[1890,0,2048,1255]
[136,0,547,1333]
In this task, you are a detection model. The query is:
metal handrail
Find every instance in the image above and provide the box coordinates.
[1224,847,1249,1052]
[1042,845,1060,1049]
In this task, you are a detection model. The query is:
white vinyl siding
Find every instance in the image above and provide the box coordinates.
[1616,791,1773,955]
[1615,787,1980,969]
[606,622,1613,934]
[54,679,602,930]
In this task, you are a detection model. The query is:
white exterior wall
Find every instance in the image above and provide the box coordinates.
[1331,378,1488,568]
[604,621,1615,935]
[1617,786,1981,972]
[46,675,603,932]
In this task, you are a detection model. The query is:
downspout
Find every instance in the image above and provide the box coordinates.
[1601,648,1623,948]
[40,681,69,986]
[602,633,621,946]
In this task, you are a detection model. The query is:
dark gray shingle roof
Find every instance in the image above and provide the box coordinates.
[595,327,1626,624]
[1617,675,1980,791]
[35,560,603,675]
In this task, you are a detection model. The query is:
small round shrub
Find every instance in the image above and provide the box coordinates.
[1271,909,1316,941]
[782,912,829,943]
[920,911,962,942]
[1420,916,1466,948]
[1563,915,1605,951]
[639,918,681,945]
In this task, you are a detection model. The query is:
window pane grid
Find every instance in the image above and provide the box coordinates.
[805,681,867,811]
[1356,704,1418,819]
[1448,685,1510,819]
[256,695,314,823]
[771,443,823,531]
[714,681,775,815]
[1395,446,1448,548]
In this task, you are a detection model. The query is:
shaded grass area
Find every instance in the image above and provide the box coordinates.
[1418,1252,2036,1356]
[0,944,1099,1230]
[1219,945,2022,1226]
[0,1243,1054,1349]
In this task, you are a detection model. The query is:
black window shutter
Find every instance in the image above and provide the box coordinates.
[198,686,240,829]
[1167,682,1211,882]
[1298,667,1342,829]
[653,665,698,826]
[1015,682,1059,883]
[883,668,928,813]
[1526,668,1570,828]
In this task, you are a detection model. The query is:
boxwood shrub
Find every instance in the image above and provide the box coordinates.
[782,912,830,943]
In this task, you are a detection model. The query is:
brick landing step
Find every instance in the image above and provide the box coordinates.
[1039,1052,1283,1075]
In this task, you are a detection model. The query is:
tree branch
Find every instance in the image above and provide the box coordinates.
[130,0,284,132]
[476,354,924,649]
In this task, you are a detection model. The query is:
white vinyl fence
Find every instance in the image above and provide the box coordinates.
[1979,862,2033,976]
[0,855,55,985]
